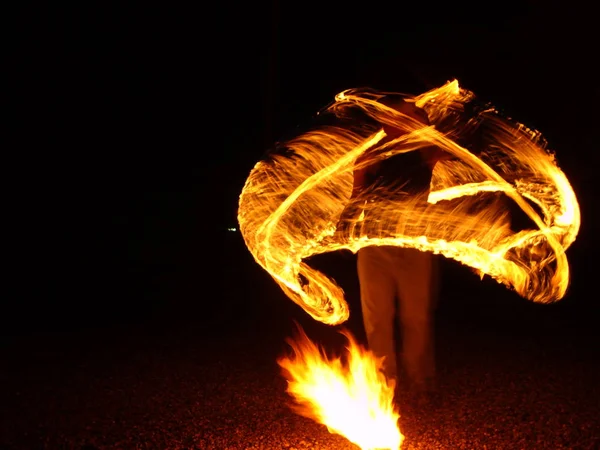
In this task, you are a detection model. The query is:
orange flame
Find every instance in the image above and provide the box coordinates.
[238,80,580,325]
[278,326,402,450]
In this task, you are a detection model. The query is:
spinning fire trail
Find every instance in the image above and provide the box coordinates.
[237,80,580,449]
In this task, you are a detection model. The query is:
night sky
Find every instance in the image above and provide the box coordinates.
[10,2,599,331]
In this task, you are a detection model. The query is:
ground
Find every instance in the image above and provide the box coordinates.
[1,236,598,449]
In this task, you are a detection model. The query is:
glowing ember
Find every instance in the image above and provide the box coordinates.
[278,326,402,450]
[238,80,580,325]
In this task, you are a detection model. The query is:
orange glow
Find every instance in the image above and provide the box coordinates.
[238,80,580,325]
[278,326,402,450]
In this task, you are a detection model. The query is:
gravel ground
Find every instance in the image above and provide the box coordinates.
[2,252,599,449]
[1,305,598,450]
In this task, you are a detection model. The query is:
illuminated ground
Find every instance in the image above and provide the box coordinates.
[2,235,598,450]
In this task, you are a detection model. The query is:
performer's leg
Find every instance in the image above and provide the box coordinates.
[395,248,436,390]
[358,246,398,381]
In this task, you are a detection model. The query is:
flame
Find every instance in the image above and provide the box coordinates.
[278,326,402,450]
[238,80,580,325]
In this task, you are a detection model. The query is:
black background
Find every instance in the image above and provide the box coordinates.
[9,1,599,335]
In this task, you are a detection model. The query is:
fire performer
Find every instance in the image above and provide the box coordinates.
[338,95,450,396]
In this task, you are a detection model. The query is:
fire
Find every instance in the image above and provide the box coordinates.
[238,80,580,447]
[278,326,402,450]
[238,80,580,325]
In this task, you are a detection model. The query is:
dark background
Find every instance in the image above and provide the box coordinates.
[5,2,600,448]
[9,1,599,337]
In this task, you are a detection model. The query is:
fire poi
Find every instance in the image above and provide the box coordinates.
[237,80,580,449]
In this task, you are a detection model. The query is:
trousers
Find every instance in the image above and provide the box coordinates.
[357,245,437,386]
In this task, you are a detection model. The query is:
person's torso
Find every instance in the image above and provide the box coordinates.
[364,150,433,196]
